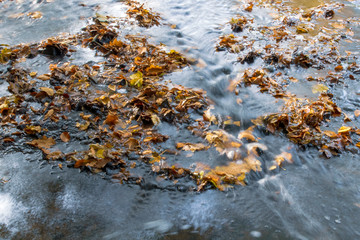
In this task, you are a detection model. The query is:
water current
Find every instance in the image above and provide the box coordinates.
[0,0,360,239]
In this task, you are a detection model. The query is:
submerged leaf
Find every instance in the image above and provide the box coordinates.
[312,84,329,94]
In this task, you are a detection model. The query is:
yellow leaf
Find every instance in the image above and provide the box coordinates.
[238,131,256,141]
[312,84,329,94]
[269,165,277,171]
[338,126,351,133]
[29,72,37,77]
[356,142,360,148]
[76,121,90,131]
[129,71,143,87]
[151,114,161,125]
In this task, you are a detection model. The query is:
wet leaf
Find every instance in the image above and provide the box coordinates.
[29,72,37,77]
[129,71,143,87]
[24,125,42,135]
[44,109,54,120]
[0,48,12,64]
[46,151,63,160]
[355,110,360,117]
[76,121,90,131]
[151,114,161,125]
[176,142,209,152]
[338,126,351,133]
[27,11,43,19]
[323,130,338,138]
[146,65,163,76]
[104,113,118,126]
[37,74,51,81]
[334,65,343,72]
[312,84,329,94]
[60,132,70,142]
[27,136,56,149]
[39,87,55,97]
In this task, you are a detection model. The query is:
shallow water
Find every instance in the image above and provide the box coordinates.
[1,0,360,239]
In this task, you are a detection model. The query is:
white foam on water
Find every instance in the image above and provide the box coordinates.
[0,193,14,225]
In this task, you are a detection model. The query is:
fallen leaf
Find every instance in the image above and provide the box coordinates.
[44,109,54,120]
[37,74,51,81]
[323,130,338,138]
[151,114,161,125]
[334,65,343,72]
[60,132,70,142]
[312,84,329,94]
[176,142,209,152]
[24,125,42,134]
[39,87,55,97]
[129,71,143,87]
[354,110,360,117]
[27,11,43,19]
[27,136,56,149]
[338,126,351,133]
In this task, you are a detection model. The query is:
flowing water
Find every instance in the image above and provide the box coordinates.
[1,0,360,239]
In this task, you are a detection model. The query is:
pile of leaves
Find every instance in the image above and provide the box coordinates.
[216,0,360,157]
[0,0,280,191]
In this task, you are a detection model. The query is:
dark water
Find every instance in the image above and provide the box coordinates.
[1,0,360,239]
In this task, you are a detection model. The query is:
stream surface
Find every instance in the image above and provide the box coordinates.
[1,0,360,239]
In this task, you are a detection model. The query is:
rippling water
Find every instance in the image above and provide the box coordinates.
[1,0,360,239]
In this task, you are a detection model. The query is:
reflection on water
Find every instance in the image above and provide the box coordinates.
[0,0,360,239]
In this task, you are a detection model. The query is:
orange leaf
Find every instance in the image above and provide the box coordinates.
[355,110,360,117]
[104,113,118,126]
[323,130,338,138]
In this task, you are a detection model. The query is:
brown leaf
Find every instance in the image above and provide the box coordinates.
[24,125,42,135]
[37,74,51,81]
[104,113,118,126]
[44,109,54,120]
[60,132,70,142]
[27,136,56,149]
[176,142,209,152]
[39,87,55,97]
